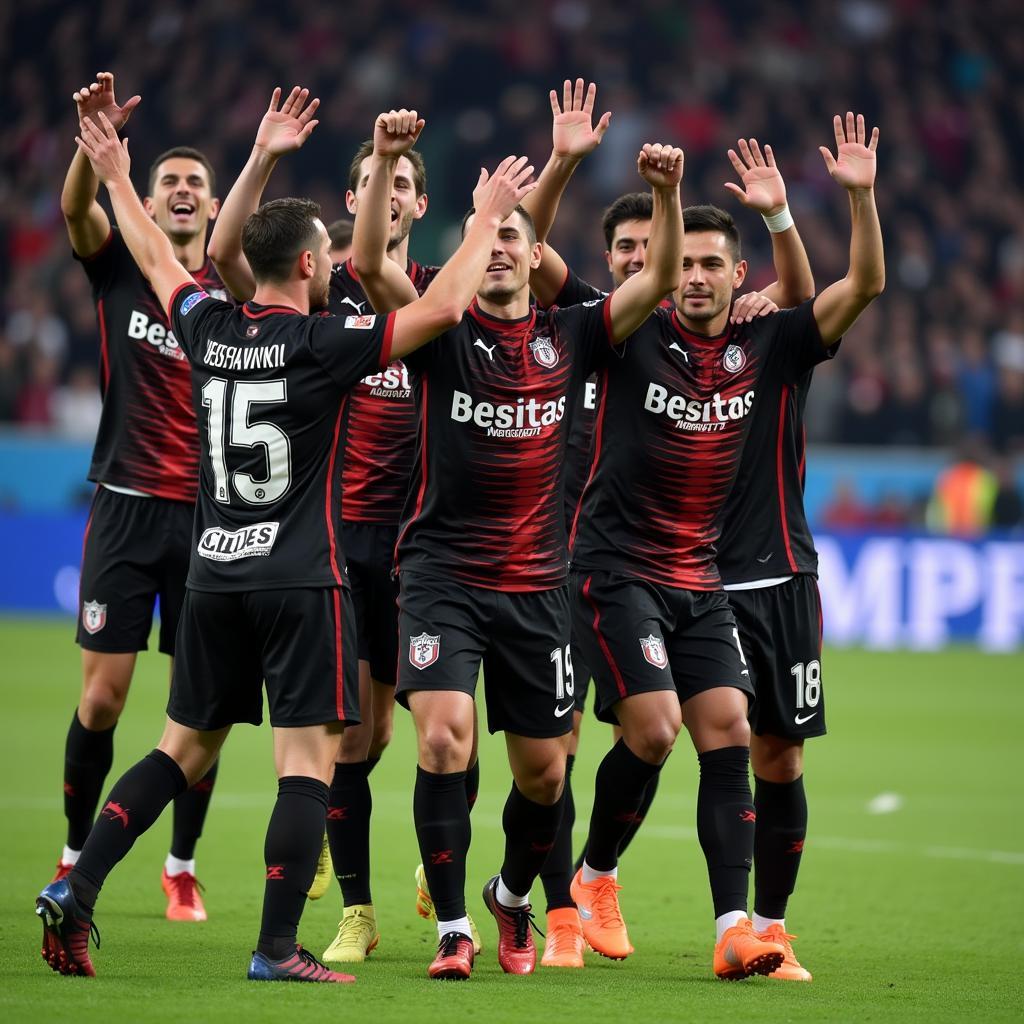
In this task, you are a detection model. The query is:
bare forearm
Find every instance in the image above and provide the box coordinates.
[764,225,815,307]
[520,152,580,245]
[61,148,101,218]
[645,186,684,294]
[106,177,175,277]
[847,188,884,297]
[351,153,398,277]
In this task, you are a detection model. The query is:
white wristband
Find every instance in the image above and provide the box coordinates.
[762,206,795,233]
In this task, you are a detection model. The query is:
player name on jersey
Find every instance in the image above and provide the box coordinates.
[203,340,287,370]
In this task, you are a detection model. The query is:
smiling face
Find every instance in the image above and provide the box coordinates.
[675,231,748,332]
[605,218,652,288]
[464,209,542,303]
[144,157,219,244]
[347,154,427,251]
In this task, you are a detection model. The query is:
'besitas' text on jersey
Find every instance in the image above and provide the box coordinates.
[168,283,394,591]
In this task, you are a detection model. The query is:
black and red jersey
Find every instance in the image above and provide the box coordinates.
[570,300,834,590]
[74,228,228,502]
[330,258,439,524]
[717,348,838,586]
[168,282,394,592]
[396,298,613,591]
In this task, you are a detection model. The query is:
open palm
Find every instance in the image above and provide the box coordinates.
[820,112,878,190]
[724,138,786,214]
[550,79,611,159]
[254,87,320,156]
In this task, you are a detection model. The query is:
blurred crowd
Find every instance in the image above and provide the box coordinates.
[1,0,1023,454]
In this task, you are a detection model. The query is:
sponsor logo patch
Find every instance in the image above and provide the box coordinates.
[409,632,440,669]
[197,522,279,561]
[639,633,668,669]
[529,336,559,368]
[179,290,209,316]
[723,344,746,372]
[82,600,107,634]
[345,314,376,330]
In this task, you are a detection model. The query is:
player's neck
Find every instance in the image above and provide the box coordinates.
[672,295,730,337]
[475,290,531,321]
[386,236,410,268]
[251,283,309,315]
[170,234,208,275]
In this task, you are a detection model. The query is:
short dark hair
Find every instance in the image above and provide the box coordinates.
[601,192,653,249]
[241,197,322,283]
[459,204,537,243]
[326,218,353,252]
[683,204,742,263]
[147,146,216,196]
[347,140,427,196]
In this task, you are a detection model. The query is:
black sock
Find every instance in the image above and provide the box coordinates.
[696,746,755,919]
[63,710,116,851]
[753,775,807,921]
[170,758,218,861]
[257,776,329,961]
[414,767,470,921]
[617,770,659,858]
[499,783,564,900]
[326,758,378,906]
[71,749,187,912]
[584,739,663,872]
[465,758,480,812]
[541,754,575,911]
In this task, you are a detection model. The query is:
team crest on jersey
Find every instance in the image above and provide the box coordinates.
[409,632,440,670]
[345,314,376,330]
[82,600,107,635]
[723,344,746,373]
[530,336,559,368]
[246,324,260,338]
[639,634,668,670]
[179,291,209,316]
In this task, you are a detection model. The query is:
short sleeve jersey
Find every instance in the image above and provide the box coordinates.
[717,326,840,585]
[330,258,440,524]
[74,228,228,502]
[571,300,834,590]
[396,298,613,590]
[167,282,394,592]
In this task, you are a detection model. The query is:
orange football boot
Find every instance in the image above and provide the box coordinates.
[161,869,207,922]
[569,868,633,960]
[541,907,585,968]
[713,917,785,980]
[758,924,812,981]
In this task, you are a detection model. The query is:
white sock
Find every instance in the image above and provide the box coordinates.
[752,913,784,933]
[715,910,747,942]
[165,854,195,877]
[437,916,472,942]
[581,860,616,885]
[61,846,81,866]
[495,876,529,909]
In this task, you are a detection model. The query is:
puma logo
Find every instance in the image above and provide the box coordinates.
[474,339,496,360]
[338,296,365,315]
[668,342,689,363]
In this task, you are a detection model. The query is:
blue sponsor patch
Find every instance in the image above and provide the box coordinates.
[180,290,209,316]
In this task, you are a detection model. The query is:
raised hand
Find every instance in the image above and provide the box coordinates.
[373,108,425,158]
[820,112,879,191]
[74,71,141,133]
[75,111,131,185]
[473,156,537,223]
[549,78,611,160]
[253,86,320,157]
[723,138,786,215]
[637,143,684,190]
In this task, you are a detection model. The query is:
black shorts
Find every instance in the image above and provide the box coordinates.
[343,521,400,685]
[570,634,592,715]
[726,575,826,740]
[168,586,359,730]
[77,486,192,655]
[395,573,574,738]
[572,570,754,725]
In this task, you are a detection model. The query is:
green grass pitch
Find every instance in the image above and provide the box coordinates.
[1,619,1022,1021]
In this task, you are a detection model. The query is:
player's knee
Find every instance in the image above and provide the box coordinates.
[627,718,680,764]
[78,684,128,728]
[417,721,470,773]
[369,717,393,758]
[518,760,565,805]
[751,735,803,781]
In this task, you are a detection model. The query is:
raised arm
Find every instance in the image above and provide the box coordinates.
[390,157,536,359]
[62,72,140,257]
[525,79,611,308]
[604,143,684,343]
[812,113,885,345]
[724,137,814,308]
[75,113,190,312]
[350,109,426,312]
[207,86,320,300]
